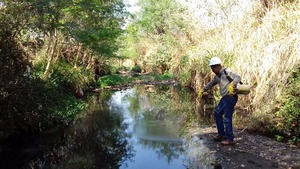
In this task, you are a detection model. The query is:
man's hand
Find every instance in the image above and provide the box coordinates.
[198,89,203,98]
[198,89,209,99]
[227,82,236,95]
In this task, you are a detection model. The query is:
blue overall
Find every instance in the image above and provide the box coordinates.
[214,94,238,141]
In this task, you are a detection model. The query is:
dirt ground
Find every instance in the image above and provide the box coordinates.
[184,126,300,169]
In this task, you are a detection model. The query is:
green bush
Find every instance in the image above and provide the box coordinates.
[0,56,91,137]
[131,65,142,73]
[275,66,300,144]
[153,73,173,81]
[0,76,87,135]
[98,74,133,87]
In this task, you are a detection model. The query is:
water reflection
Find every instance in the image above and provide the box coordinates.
[110,86,190,169]
[23,85,207,169]
[27,91,134,169]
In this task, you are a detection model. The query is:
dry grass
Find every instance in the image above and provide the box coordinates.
[190,1,300,118]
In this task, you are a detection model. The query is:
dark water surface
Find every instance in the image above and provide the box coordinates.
[0,85,201,169]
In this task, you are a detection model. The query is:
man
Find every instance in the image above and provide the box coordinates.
[201,56,241,145]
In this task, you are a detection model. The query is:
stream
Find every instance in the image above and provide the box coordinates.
[1,85,291,169]
[1,85,210,169]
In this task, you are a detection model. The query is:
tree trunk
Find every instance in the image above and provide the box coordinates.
[54,41,63,62]
[74,44,82,68]
[44,30,58,79]
[81,49,88,65]
[86,53,93,69]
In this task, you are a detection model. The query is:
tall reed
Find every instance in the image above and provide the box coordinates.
[189,1,300,132]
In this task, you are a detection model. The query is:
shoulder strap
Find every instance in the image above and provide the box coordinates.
[224,68,243,84]
[224,68,233,82]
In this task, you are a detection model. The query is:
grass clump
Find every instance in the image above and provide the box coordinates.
[131,65,142,73]
[97,73,174,88]
[152,73,173,81]
[98,74,133,88]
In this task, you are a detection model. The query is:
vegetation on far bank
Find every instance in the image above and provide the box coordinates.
[97,73,174,88]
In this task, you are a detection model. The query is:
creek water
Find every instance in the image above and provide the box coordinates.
[0,85,214,169]
[114,88,185,169]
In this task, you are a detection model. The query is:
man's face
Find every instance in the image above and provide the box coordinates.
[210,64,221,74]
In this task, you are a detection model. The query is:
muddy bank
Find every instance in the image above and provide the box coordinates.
[183,126,300,169]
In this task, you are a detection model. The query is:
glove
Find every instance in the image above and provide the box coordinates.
[198,89,204,98]
[227,83,236,95]
[198,89,209,99]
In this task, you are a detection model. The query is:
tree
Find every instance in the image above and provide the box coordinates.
[0,0,128,137]
[120,0,195,75]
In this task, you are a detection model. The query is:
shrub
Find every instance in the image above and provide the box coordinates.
[131,65,142,73]
[275,66,300,144]
[98,75,132,87]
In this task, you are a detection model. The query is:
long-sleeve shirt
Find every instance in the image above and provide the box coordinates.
[203,68,241,97]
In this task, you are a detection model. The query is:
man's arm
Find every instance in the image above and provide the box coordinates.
[203,76,218,91]
[226,68,241,86]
